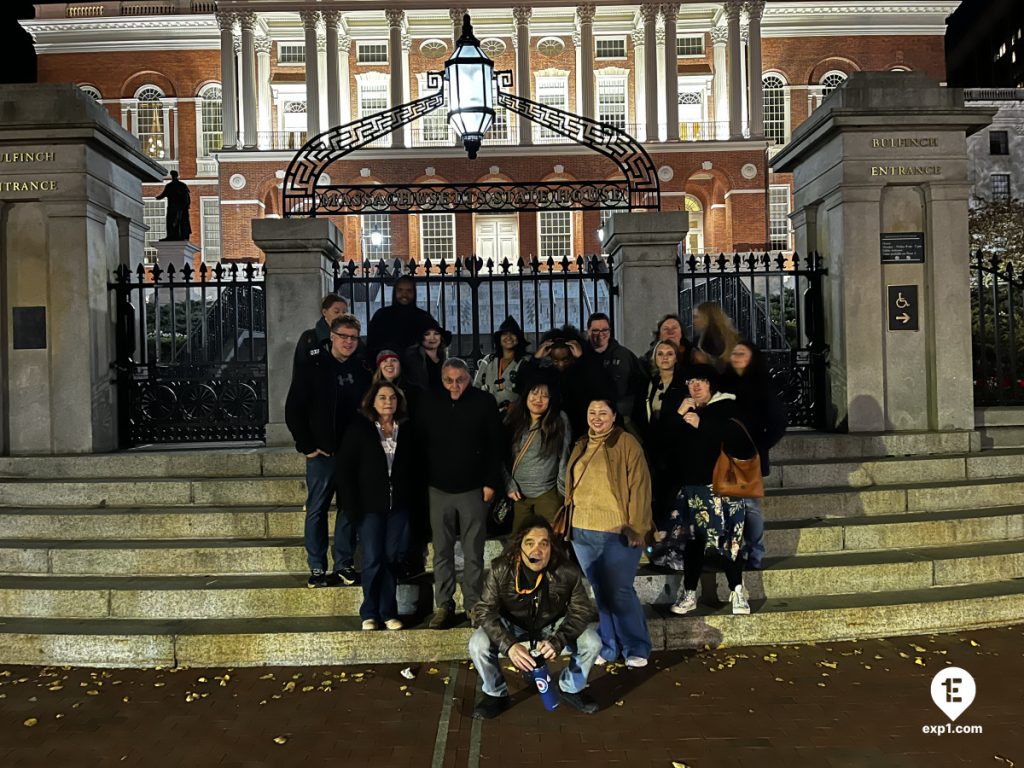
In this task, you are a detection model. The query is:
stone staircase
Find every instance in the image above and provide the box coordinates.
[1,431,1024,668]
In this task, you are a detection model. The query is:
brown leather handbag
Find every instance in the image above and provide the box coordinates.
[712,418,765,499]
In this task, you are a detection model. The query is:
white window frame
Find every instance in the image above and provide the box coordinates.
[762,72,790,146]
[361,213,392,260]
[535,73,569,142]
[417,73,451,146]
[677,35,705,57]
[595,37,626,60]
[420,213,455,261]
[991,173,1011,202]
[357,41,389,65]
[769,185,793,252]
[197,83,223,160]
[134,85,167,160]
[78,84,102,100]
[199,196,221,263]
[357,73,390,147]
[143,197,167,264]
[278,42,305,65]
[596,72,629,132]
[538,211,573,261]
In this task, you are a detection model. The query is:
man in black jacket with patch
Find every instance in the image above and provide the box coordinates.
[470,515,601,719]
[286,314,371,587]
[416,357,504,629]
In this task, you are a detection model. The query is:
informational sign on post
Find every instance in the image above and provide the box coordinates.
[881,233,925,264]
[887,285,919,331]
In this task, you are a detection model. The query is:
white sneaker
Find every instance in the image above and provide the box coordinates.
[594,655,608,666]
[670,589,698,615]
[730,584,750,615]
[625,656,648,669]
[384,619,403,631]
[361,619,378,631]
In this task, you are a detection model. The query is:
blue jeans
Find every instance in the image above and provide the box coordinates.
[303,455,356,572]
[359,509,408,621]
[740,497,765,567]
[468,621,602,697]
[571,528,651,661]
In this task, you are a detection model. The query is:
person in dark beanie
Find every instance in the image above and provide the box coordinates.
[292,294,349,372]
[367,275,437,356]
[403,317,451,394]
[475,316,529,413]
[286,313,372,588]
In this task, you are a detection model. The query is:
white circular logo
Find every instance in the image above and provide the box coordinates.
[658,165,674,182]
[930,667,976,722]
[741,163,758,180]
[228,173,246,190]
[535,677,549,694]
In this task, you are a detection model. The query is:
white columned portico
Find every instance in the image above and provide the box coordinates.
[386,8,406,148]
[662,3,679,141]
[300,10,321,138]
[725,0,743,139]
[323,11,342,128]
[577,4,596,119]
[711,25,729,139]
[216,11,238,149]
[513,7,533,145]
[640,3,659,142]
[746,0,765,138]
[632,28,647,140]
[238,11,258,147]
[255,36,273,142]
[317,36,328,134]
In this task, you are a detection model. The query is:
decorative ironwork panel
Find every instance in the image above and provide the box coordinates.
[972,251,1024,405]
[677,251,830,430]
[109,262,268,446]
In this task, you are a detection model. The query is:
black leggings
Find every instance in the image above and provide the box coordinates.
[683,537,744,592]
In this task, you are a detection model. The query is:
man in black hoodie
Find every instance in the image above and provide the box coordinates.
[416,358,505,629]
[286,314,371,587]
[367,275,437,356]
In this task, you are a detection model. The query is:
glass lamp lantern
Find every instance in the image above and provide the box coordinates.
[445,14,495,159]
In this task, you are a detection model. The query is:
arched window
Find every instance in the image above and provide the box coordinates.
[819,71,847,96]
[762,74,786,144]
[78,84,101,101]
[198,84,223,157]
[135,86,166,159]
[684,195,704,255]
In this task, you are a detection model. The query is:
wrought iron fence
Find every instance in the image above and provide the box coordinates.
[332,255,614,364]
[110,262,267,446]
[972,251,1024,405]
[678,251,830,429]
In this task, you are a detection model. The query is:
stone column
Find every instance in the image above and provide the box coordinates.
[632,28,646,140]
[160,99,173,161]
[711,25,728,139]
[662,3,679,141]
[577,4,596,119]
[317,36,328,134]
[323,10,342,129]
[238,11,258,147]
[386,8,406,149]
[339,37,352,124]
[655,27,666,141]
[235,37,245,140]
[450,7,467,41]
[216,11,238,149]
[739,24,749,133]
[725,0,743,139]
[300,10,321,139]
[746,0,765,138]
[402,34,412,145]
[640,3,659,142]
[255,36,273,145]
[605,211,689,354]
[513,7,533,145]
[251,218,343,446]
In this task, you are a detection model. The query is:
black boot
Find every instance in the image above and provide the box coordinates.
[472,693,510,720]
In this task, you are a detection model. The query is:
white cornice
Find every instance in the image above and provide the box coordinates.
[23,16,219,54]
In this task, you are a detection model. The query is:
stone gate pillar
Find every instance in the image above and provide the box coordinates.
[772,72,993,432]
[252,218,342,446]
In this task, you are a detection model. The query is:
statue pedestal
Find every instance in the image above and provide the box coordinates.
[154,240,200,268]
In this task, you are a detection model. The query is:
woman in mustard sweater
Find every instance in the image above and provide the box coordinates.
[563,397,653,668]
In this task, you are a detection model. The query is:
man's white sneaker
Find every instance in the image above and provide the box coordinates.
[361,619,378,631]
[670,589,698,615]
[730,584,750,615]
[594,655,608,666]
[625,656,648,669]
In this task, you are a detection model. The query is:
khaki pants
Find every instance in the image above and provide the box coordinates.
[511,486,562,535]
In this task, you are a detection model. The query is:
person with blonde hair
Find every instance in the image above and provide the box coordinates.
[692,302,738,372]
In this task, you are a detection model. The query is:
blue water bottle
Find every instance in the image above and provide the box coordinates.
[526,650,560,712]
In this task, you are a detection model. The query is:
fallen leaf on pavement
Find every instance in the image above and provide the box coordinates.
[273,736,288,745]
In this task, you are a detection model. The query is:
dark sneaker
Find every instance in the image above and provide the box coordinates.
[322,571,342,587]
[559,689,599,714]
[429,606,453,630]
[307,570,328,588]
[335,567,359,586]
[472,693,510,720]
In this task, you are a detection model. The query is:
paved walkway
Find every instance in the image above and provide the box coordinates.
[1,625,1020,767]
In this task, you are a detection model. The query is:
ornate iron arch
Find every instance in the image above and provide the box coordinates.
[282,70,660,217]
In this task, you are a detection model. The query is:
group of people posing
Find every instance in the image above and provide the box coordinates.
[286,276,787,717]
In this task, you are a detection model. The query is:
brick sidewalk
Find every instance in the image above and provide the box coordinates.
[1,625,1021,768]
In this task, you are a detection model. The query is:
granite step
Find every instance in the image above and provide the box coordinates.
[1,578,1021,668]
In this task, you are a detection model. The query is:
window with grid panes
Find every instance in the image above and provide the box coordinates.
[143,198,166,263]
[361,214,392,260]
[539,211,572,260]
[419,76,449,143]
[820,71,847,95]
[597,76,627,131]
[359,80,388,117]
[992,173,1011,202]
[200,198,221,262]
[595,38,626,59]
[990,130,1010,155]
[136,87,166,159]
[535,77,568,141]
[79,85,101,100]
[199,85,223,157]
[420,213,455,261]
[762,74,786,144]
[769,186,792,251]
[357,42,388,64]
[676,36,704,56]
[278,43,305,64]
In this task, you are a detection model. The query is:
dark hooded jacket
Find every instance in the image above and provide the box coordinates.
[367,290,437,357]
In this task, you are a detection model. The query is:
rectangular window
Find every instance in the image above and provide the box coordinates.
[359,79,389,146]
[200,197,221,262]
[199,92,223,157]
[539,211,572,260]
[419,77,450,144]
[992,173,1011,202]
[677,36,704,56]
[990,130,1010,155]
[420,213,455,261]
[143,198,166,264]
[535,77,568,142]
[595,38,626,59]
[357,41,388,64]
[278,43,305,65]
[769,186,792,252]
[361,214,392,260]
[596,76,627,131]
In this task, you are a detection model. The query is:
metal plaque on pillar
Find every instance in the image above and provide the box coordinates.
[887,285,919,331]
[12,307,47,349]
[880,232,925,264]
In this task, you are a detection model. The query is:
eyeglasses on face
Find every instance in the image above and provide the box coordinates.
[331,331,359,342]
[590,328,611,335]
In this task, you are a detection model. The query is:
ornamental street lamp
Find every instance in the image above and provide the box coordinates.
[445,14,495,159]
